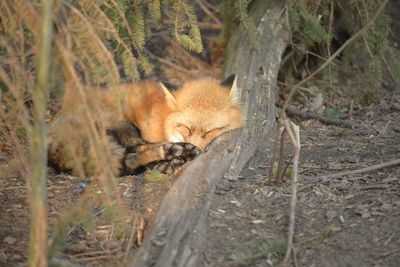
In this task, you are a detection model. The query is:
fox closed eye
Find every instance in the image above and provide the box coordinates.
[176,124,191,137]
[203,126,226,139]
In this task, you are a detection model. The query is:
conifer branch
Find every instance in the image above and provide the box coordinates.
[282,0,389,113]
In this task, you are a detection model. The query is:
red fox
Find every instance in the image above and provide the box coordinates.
[124,76,244,150]
[48,76,243,176]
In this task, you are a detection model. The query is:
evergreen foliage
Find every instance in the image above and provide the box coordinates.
[233,0,259,51]
[0,0,203,184]
[0,1,203,256]
[0,0,203,87]
[284,0,394,104]
[221,0,259,51]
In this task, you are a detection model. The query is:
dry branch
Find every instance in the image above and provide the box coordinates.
[28,0,53,266]
[300,159,400,191]
[195,0,222,26]
[313,158,400,182]
[282,117,301,264]
[286,105,353,128]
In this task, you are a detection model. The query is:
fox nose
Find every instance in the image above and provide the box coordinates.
[186,136,206,151]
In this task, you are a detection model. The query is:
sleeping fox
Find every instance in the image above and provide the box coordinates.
[48,76,244,176]
[121,76,244,171]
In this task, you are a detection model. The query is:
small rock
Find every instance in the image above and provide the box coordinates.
[343,155,359,163]
[325,210,337,221]
[210,222,228,228]
[3,236,16,245]
[381,203,393,211]
[229,200,242,207]
[252,219,265,225]
[151,238,166,247]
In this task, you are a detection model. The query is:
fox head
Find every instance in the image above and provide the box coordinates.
[162,77,244,151]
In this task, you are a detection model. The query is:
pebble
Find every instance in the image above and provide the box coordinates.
[3,236,16,245]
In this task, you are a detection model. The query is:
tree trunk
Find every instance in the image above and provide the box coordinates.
[130,1,289,266]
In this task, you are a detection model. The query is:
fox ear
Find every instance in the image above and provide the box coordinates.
[159,82,177,109]
[228,76,240,105]
[221,74,235,87]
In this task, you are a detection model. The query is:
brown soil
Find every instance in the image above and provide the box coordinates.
[2,68,399,267]
[203,94,400,267]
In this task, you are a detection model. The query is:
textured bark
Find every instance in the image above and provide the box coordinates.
[130,1,289,266]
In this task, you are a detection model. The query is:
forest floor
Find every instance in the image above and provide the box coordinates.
[203,92,400,267]
[1,12,400,267]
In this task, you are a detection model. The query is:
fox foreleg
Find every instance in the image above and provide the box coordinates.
[124,142,201,174]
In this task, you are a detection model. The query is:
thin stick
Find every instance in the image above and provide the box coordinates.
[286,105,353,128]
[277,126,286,183]
[195,0,222,26]
[318,158,400,180]
[282,0,389,113]
[198,22,223,30]
[28,0,53,266]
[282,118,301,264]
[146,50,197,77]
[300,159,400,191]
[123,217,137,264]
[267,127,279,184]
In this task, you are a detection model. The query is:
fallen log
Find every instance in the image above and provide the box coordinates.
[130,1,289,266]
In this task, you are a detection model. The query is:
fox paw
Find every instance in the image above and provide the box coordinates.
[124,152,141,172]
[152,158,187,174]
[163,143,201,160]
[123,142,201,174]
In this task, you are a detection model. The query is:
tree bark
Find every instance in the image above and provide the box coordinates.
[130,1,289,266]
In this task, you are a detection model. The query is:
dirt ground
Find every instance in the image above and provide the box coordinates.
[203,93,400,267]
[2,72,400,267]
[1,85,399,267]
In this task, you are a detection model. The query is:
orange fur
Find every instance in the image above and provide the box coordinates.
[165,77,244,150]
[117,77,244,151]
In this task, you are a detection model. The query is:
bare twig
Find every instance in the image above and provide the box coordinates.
[146,50,197,77]
[195,0,222,26]
[28,0,53,266]
[359,184,388,190]
[281,0,390,113]
[316,159,400,181]
[136,217,145,246]
[198,22,223,30]
[300,159,400,191]
[285,105,353,128]
[282,116,301,264]
[279,49,295,69]
[327,0,334,88]
[69,248,122,258]
[124,217,137,264]
[267,126,280,184]
[277,125,286,183]
[292,247,299,267]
